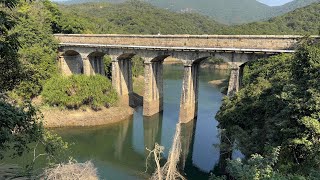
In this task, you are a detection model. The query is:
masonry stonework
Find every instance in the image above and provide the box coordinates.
[54,34,309,50]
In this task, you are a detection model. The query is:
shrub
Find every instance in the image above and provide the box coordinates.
[42,75,118,110]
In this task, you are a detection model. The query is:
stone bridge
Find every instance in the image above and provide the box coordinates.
[54,34,316,123]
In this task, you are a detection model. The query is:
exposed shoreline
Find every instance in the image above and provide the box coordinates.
[208,79,227,87]
[42,106,134,128]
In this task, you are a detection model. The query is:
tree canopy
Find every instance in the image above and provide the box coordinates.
[216,39,320,177]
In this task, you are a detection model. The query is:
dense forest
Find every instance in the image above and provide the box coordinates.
[57,1,226,34]
[0,0,70,178]
[56,1,320,35]
[231,2,320,35]
[216,38,320,179]
[58,0,320,24]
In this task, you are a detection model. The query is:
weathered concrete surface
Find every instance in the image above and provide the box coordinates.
[179,63,200,123]
[227,66,240,97]
[54,34,319,51]
[58,54,83,75]
[143,61,164,116]
[112,58,134,106]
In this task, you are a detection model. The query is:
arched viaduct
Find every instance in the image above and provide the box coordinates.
[54,34,317,123]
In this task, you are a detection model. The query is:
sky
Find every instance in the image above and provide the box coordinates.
[257,0,294,6]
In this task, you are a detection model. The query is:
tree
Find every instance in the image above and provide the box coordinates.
[10,0,59,99]
[0,0,22,92]
[0,0,68,166]
[216,39,320,176]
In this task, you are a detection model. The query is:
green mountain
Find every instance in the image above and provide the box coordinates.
[57,1,320,35]
[58,1,227,34]
[55,0,319,24]
[274,0,320,14]
[230,2,320,35]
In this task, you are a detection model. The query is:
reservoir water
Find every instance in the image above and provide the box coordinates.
[1,64,229,179]
[53,65,229,179]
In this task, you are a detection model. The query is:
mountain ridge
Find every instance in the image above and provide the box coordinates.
[54,0,320,24]
[57,1,320,35]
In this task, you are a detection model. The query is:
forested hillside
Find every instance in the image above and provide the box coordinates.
[56,0,320,24]
[229,3,320,35]
[57,1,227,34]
[57,1,320,35]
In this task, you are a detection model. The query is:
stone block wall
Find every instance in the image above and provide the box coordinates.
[59,55,83,76]
[54,34,319,51]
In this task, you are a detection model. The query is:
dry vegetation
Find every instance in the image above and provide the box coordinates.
[41,161,98,180]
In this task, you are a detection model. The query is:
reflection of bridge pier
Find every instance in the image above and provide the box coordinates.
[179,119,196,170]
[143,113,163,156]
[114,119,131,160]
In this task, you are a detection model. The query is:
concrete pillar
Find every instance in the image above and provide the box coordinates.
[111,57,133,106]
[239,65,244,88]
[179,63,200,124]
[143,61,164,116]
[227,66,240,97]
[83,56,91,75]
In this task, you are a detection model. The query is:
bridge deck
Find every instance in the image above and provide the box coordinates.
[59,43,295,54]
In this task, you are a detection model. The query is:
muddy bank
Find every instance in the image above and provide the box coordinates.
[42,106,134,128]
[208,79,227,86]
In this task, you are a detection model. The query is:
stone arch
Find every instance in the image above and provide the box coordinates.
[59,50,83,75]
[87,51,106,75]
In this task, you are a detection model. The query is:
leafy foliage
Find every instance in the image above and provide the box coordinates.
[0,0,22,92]
[0,100,42,159]
[131,56,144,77]
[8,1,59,100]
[0,1,68,174]
[226,147,320,180]
[42,75,118,110]
[216,39,320,176]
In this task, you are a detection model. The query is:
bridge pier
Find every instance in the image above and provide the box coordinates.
[227,65,240,97]
[143,61,164,116]
[112,58,134,106]
[179,63,200,124]
[82,56,91,75]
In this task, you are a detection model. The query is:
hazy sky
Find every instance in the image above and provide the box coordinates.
[257,0,294,6]
[52,0,295,7]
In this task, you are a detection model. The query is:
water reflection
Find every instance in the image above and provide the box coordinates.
[51,65,229,179]
[180,120,196,171]
[143,113,163,157]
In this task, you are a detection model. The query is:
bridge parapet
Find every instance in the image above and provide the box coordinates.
[54,34,319,51]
